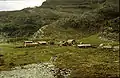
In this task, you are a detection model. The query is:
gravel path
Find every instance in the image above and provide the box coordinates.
[0,63,55,78]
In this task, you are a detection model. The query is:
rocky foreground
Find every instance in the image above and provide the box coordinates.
[0,62,71,78]
[0,63,56,78]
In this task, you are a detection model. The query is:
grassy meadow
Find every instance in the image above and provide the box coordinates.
[0,34,119,78]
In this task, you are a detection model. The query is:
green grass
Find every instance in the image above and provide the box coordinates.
[0,42,119,77]
[79,34,119,45]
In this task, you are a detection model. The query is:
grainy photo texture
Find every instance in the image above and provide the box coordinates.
[0,0,119,78]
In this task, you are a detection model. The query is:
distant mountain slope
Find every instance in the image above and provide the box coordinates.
[0,9,60,37]
[39,0,119,40]
[41,0,106,7]
[0,0,119,41]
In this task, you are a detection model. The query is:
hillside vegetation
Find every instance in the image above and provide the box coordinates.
[0,0,119,41]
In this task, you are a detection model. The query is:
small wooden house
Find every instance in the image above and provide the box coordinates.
[37,41,47,45]
[66,39,76,46]
[99,44,113,49]
[102,45,113,49]
[113,46,119,51]
[24,41,38,47]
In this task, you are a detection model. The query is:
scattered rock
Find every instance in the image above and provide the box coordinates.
[0,62,71,78]
[0,63,55,78]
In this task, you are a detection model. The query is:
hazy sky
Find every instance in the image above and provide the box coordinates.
[0,0,46,11]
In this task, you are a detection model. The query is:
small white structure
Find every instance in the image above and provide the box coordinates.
[67,39,76,46]
[113,46,119,51]
[102,45,112,49]
[99,43,113,49]
[99,43,104,47]
[77,44,92,48]
[37,41,47,45]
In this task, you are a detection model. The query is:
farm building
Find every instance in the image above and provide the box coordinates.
[24,41,38,47]
[77,44,92,48]
[101,45,113,49]
[24,41,33,43]
[67,39,75,44]
[99,44,113,49]
[98,43,113,49]
[66,39,76,46]
[113,46,119,51]
[58,39,76,46]
[37,41,47,45]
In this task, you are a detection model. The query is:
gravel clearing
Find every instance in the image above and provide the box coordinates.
[0,63,55,78]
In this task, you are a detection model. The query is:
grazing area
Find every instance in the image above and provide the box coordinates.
[0,36,119,77]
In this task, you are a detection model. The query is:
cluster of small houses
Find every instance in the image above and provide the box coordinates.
[23,39,119,51]
[23,39,76,47]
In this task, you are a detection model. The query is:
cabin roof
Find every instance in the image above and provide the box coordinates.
[77,44,92,47]
[113,46,119,48]
[38,41,47,43]
[67,39,75,42]
[102,45,112,48]
[24,41,33,43]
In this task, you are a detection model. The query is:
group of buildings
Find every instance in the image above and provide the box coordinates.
[22,39,119,51]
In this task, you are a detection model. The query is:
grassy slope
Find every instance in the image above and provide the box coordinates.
[80,34,119,45]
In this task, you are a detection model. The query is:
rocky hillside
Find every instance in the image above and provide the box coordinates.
[0,0,119,41]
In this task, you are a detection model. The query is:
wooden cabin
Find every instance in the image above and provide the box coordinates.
[113,46,119,51]
[99,43,113,49]
[66,39,76,46]
[58,39,76,46]
[24,41,38,47]
[102,46,113,49]
[37,41,47,45]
